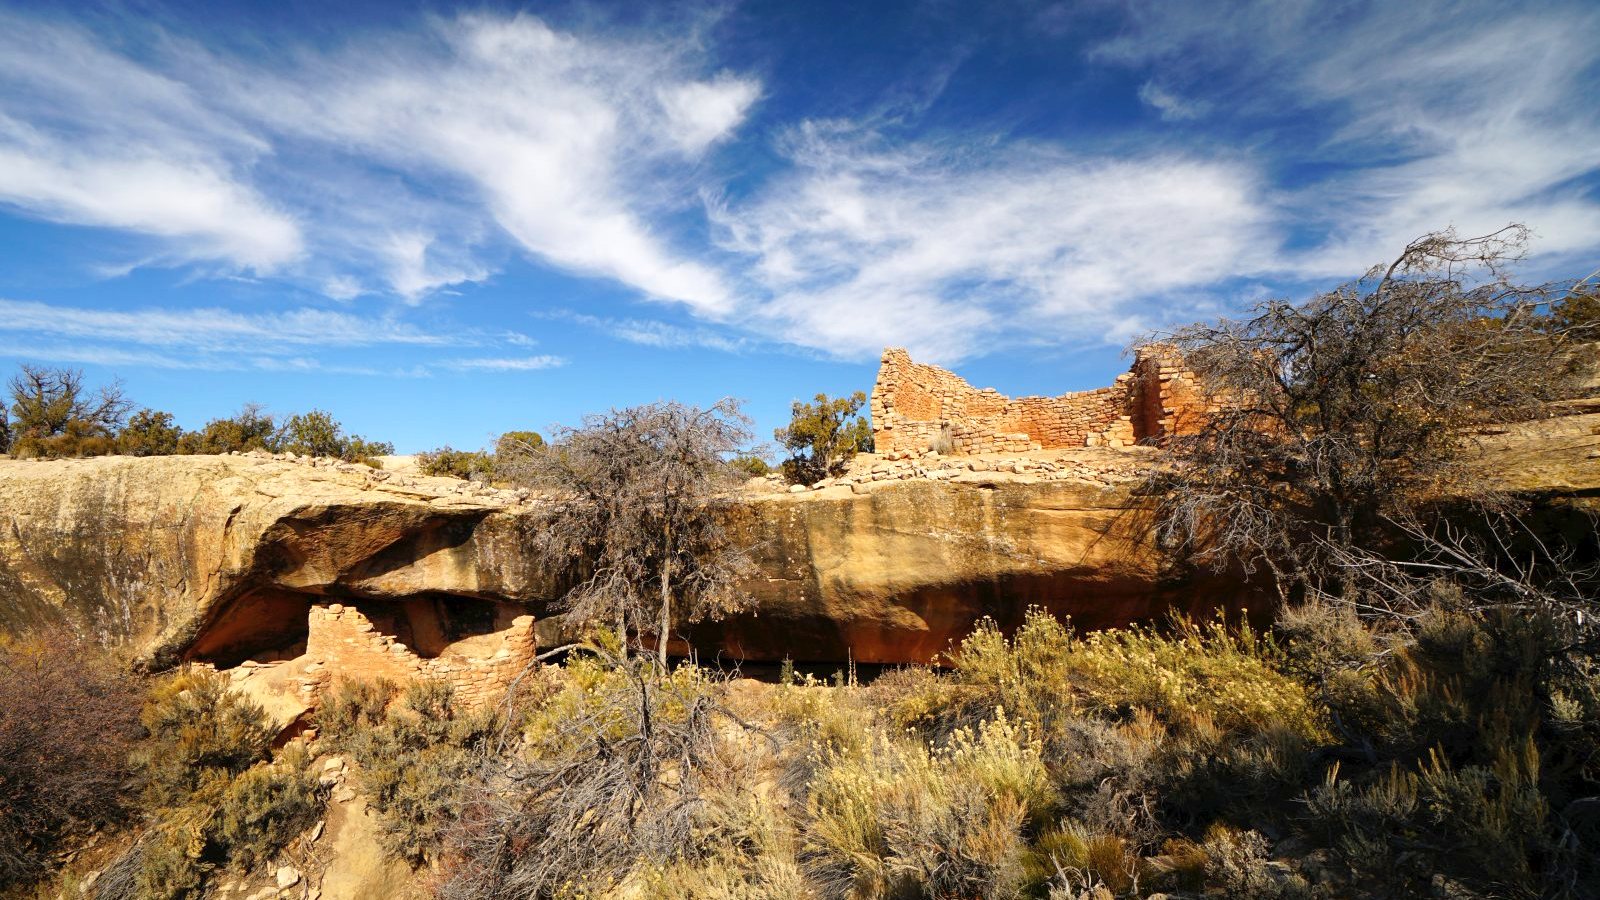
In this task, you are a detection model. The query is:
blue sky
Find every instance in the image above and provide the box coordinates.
[1,0,1597,454]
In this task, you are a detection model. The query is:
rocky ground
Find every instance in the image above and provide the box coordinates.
[744,444,1154,497]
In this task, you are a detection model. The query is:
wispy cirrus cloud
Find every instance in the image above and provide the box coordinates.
[0,297,549,376]
[438,355,566,371]
[0,15,301,272]
[1095,0,1600,277]
[0,0,1596,376]
[1136,82,1207,121]
[713,122,1273,362]
[0,10,759,308]
[0,298,456,350]
[542,309,754,353]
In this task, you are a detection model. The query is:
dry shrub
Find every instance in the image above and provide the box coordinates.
[316,676,400,741]
[0,636,143,889]
[1196,824,1313,899]
[1032,824,1137,896]
[211,743,321,870]
[637,740,812,900]
[939,610,1328,839]
[133,667,274,809]
[439,654,744,900]
[950,610,1325,743]
[319,678,497,866]
[805,713,1054,900]
[93,668,323,899]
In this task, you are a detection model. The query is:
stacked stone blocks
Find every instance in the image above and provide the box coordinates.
[870,345,1208,455]
[301,601,537,709]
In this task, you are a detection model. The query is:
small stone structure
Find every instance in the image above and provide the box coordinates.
[870,345,1207,455]
[204,600,538,728]
[304,602,538,709]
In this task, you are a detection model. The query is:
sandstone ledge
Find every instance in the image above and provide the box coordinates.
[1,411,1594,668]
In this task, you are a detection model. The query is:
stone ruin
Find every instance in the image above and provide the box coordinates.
[194,595,539,734]
[870,345,1208,455]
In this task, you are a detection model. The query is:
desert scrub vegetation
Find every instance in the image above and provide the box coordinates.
[438,646,776,899]
[775,391,874,485]
[8,596,1590,899]
[418,430,545,481]
[763,610,1327,899]
[316,677,503,866]
[92,668,325,899]
[0,636,143,890]
[278,591,1583,899]
[0,363,398,461]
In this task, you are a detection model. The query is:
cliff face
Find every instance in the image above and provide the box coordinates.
[1,408,1595,669]
[705,470,1247,664]
[0,455,560,668]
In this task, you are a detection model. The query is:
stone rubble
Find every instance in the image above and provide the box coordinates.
[740,445,1159,497]
[234,447,534,507]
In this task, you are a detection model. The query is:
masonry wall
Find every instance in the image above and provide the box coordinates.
[302,601,537,709]
[870,346,1206,454]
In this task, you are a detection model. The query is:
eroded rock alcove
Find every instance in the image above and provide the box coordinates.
[190,592,538,733]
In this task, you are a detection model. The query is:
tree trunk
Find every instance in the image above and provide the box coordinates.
[658,528,673,669]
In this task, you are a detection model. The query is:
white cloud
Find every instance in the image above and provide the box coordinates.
[0,341,419,377]
[0,298,458,351]
[381,232,491,302]
[1095,0,1600,280]
[2,1,1597,369]
[0,11,757,310]
[1137,82,1205,121]
[715,125,1272,362]
[440,355,566,371]
[659,73,763,152]
[545,310,752,352]
[0,15,301,272]
[199,13,754,312]
[0,296,554,376]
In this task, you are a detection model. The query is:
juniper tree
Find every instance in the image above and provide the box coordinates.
[775,391,873,484]
[177,403,281,455]
[6,364,131,457]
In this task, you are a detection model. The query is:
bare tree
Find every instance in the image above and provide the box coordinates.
[1325,511,1598,642]
[1143,226,1585,592]
[512,399,756,664]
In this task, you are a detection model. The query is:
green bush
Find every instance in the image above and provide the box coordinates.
[728,452,773,477]
[280,409,394,463]
[102,669,324,898]
[211,744,321,870]
[417,445,496,480]
[133,668,273,809]
[494,429,544,456]
[177,404,280,455]
[775,391,873,485]
[117,408,183,456]
[319,679,496,865]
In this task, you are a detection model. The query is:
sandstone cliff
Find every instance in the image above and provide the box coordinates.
[1,408,1595,670]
